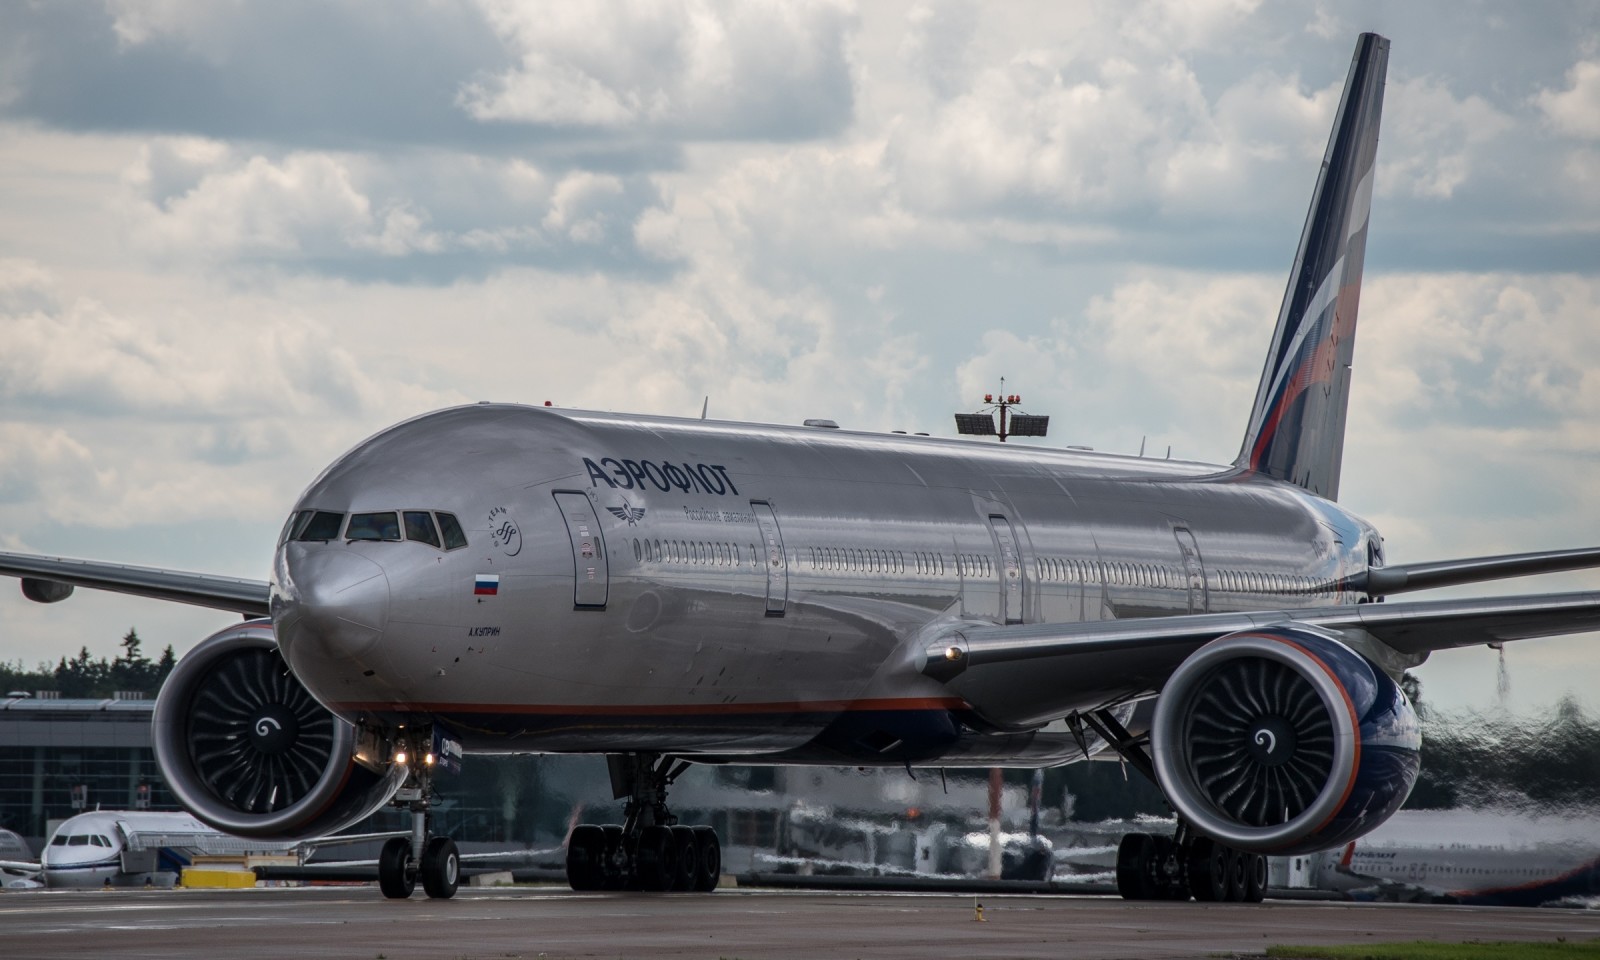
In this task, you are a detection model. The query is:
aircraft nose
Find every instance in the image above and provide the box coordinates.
[275,550,390,662]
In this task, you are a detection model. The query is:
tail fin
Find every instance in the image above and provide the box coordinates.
[1237,33,1389,500]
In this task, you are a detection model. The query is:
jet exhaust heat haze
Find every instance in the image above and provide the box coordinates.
[4,33,1600,904]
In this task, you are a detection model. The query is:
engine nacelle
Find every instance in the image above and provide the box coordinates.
[152,620,406,840]
[21,578,74,603]
[1151,624,1420,856]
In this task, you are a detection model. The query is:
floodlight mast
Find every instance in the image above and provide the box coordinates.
[953,377,1048,442]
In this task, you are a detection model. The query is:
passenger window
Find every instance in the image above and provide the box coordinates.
[436,513,469,550]
[348,512,401,541]
[404,511,441,547]
[297,511,345,542]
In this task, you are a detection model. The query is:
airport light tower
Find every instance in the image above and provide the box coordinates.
[954,378,1049,442]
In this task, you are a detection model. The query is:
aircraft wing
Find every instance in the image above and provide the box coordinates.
[0,550,270,617]
[921,591,1600,729]
[0,858,41,874]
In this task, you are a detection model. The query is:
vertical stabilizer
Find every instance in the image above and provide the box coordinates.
[1236,33,1388,500]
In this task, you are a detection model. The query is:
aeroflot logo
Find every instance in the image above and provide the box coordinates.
[584,457,741,496]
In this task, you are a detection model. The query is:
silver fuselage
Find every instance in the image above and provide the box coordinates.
[270,403,1375,759]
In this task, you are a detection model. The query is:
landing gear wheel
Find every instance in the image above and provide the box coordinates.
[378,836,415,899]
[566,825,605,891]
[421,837,460,899]
[669,825,699,892]
[1187,837,1229,902]
[1243,852,1267,903]
[1116,833,1154,900]
[601,824,627,890]
[634,825,677,891]
[1225,848,1249,902]
[1150,836,1188,900]
[692,825,721,892]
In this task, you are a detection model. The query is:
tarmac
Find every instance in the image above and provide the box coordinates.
[3,885,1598,960]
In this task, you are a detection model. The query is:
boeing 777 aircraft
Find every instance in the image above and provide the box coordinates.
[4,33,1599,904]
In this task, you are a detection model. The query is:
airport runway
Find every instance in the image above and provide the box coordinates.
[3,886,1598,960]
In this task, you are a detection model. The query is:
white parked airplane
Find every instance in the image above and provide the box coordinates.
[1,810,398,889]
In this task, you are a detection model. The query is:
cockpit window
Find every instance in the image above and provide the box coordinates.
[437,512,468,550]
[279,510,313,545]
[69,835,89,846]
[50,834,67,846]
[347,512,401,541]
[297,511,345,542]
[404,511,440,547]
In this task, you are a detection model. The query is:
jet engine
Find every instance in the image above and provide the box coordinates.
[152,620,406,840]
[1151,624,1420,856]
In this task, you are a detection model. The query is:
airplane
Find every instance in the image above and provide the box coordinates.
[0,827,41,889]
[0,809,403,889]
[1305,808,1600,907]
[3,31,1600,904]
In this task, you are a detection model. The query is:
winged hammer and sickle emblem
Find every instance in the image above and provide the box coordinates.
[607,498,647,526]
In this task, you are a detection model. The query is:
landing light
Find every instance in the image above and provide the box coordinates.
[424,752,436,767]
[394,750,408,765]
[944,646,963,662]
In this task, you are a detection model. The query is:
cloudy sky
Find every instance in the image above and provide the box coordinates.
[2,0,1598,714]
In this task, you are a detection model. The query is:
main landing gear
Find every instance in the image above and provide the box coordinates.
[377,739,460,900]
[1115,826,1266,903]
[566,753,722,893]
[1068,708,1267,904]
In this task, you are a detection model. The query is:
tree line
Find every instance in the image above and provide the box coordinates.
[1,628,175,699]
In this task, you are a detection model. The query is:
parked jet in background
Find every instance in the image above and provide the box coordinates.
[3,32,1600,906]
[0,827,40,889]
[5,810,396,888]
[1307,808,1600,907]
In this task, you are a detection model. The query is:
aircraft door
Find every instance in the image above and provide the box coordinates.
[989,515,1024,624]
[1173,526,1208,614]
[751,501,787,617]
[553,492,608,609]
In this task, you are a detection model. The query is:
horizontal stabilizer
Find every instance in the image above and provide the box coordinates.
[1350,546,1600,596]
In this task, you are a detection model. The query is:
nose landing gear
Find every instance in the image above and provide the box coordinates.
[565,753,721,893]
[376,733,460,900]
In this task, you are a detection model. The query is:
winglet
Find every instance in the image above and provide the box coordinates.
[1237,33,1389,501]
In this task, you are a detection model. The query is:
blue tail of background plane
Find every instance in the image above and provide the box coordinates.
[1236,33,1389,501]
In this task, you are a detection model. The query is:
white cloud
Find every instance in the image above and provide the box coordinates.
[1379,76,1514,199]
[458,0,856,137]
[1537,60,1600,140]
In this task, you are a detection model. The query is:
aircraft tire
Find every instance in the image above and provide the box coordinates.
[378,836,415,899]
[669,825,699,891]
[601,825,628,890]
[1187,838,1229,902]
[1243,852,1267,903]
[692,826,721,892]
[1115,833,1155,900]
[634,825,677,892]
[1225,848,1249,902]
[421,837,460,900]
[566,825,605,891]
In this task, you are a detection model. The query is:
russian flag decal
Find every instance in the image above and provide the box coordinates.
[474,574,500,596]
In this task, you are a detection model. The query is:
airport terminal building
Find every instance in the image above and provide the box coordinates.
[0,694,175,842]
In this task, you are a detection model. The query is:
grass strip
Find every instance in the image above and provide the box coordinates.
[1264,940,1600,960]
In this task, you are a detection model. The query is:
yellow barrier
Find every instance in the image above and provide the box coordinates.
[180,868,257,889]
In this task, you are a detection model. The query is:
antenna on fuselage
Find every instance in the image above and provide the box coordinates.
[700,396,709,420]
[954,377,1049,442]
